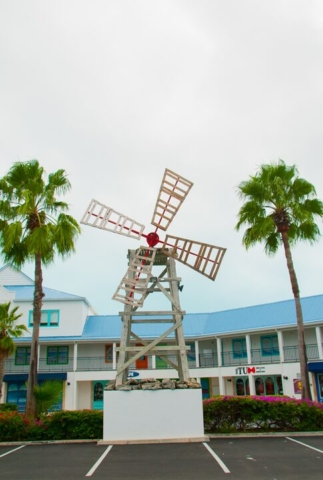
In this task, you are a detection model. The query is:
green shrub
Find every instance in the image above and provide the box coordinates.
[0,409,103,442]
[42,410,103,440]
[0,403,18,412]
[203,395,323,433]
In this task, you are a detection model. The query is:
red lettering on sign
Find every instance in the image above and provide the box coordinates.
[247,367,256,374]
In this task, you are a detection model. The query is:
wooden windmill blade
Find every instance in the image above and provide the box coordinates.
[151,169,194,231]
[161,234,226,281]
[80,199,145,241]
[112,247,157,307]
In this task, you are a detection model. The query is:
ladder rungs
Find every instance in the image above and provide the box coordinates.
[131,319,174,324]
[116,346,190,352]
[119,310,185,316]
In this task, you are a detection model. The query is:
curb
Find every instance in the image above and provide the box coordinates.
[1,432,323,446]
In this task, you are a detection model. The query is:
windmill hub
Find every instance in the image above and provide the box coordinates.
[146,231,160,247]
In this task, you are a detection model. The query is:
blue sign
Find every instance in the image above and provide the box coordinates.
[128,371,139,378]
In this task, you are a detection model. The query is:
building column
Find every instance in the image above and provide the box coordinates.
[216,338,222,367]
[316,327,323,359]
[151,355,156,369]
[218,373,225,395]
[113,342,117,370]
[246,334,252,364]
[195,340,200,368]
[277,330,284,362]
[73,343,78,371]
[248,375,255,395]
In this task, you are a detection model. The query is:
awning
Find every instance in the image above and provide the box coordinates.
[3,372,67,382]
[308,362,323,373]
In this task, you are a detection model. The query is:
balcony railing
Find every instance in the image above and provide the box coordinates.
[5,357,74,374]
[199,353,218,367]
[283,344,319,362]
[4,343,323,374]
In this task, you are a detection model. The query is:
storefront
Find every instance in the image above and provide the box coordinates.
[3,373,66,412]
[308,362,323,402]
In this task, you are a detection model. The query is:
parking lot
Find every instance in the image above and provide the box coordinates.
[0,436,323,479]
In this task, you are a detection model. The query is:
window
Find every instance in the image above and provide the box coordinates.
[47,346,69,365]
[232,338,247,358]
[29,310,60,327]
[235,378,250,396]
[105,344,113,363]
[15,347,31,365]
[261,335,279,356]
[187,342,196,362]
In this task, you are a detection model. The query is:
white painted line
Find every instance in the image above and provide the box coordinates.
[0,445,26,458]
[286,437,323,454]
[203,442,231,473]
[85,445,113,477]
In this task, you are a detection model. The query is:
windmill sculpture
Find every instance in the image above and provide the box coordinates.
[81,169,226,386]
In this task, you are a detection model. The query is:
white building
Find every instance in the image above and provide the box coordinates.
[1,264,323,411]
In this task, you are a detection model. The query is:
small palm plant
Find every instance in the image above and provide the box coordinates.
[0,301,28,399]
[33,380,63,417]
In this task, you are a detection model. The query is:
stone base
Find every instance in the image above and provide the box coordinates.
[101,388,207,444]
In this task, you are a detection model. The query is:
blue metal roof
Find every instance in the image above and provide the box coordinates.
[203,295,323,336]
[80,294,323,340]
[5,285,87,303]
[82,312,210,340]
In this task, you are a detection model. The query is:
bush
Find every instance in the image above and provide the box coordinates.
[203,395,323,433]
[0,403,18,412]
[0,411,27,441]
[43,410,103,440]
[0,409,103,442]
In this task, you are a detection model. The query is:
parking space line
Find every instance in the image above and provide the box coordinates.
[0,445,26,458]
[85,445,113,477]
[203,442,230,473]
[286,437,323,454]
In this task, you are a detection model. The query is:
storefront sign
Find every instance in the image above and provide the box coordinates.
[235,366,266,375]
[128,371,139,378]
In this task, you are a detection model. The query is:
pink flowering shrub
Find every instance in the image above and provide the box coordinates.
[203,395,323,433]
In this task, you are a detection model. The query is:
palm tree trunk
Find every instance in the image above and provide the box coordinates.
[0,354,6,399]
[25,253,44,417]
[281,231,312,400]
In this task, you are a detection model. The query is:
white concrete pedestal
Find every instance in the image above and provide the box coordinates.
[100,389,208,444]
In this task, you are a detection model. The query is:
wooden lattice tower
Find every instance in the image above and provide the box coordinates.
[115,248,190,386]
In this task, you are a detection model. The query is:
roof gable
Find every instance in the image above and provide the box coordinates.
[0,264,34,286]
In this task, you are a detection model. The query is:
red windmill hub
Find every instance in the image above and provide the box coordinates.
[146,231,160,247]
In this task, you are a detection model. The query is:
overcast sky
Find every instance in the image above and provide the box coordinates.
[1,0,323,315]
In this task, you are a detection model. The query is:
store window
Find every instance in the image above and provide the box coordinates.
[232,338,247,358]
[15,347,31,365]
[236,377,250,396]
[105,344,113,363]
[255,377,265,395]
[261,335,279,356]
[255,375,283,395]
[47,346,69,365]
[187,342,196,362]
[29,310,60,327]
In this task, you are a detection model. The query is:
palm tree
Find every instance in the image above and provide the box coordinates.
[0,301,28,399]
[0,160,81,417]
[236,160,323,400]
